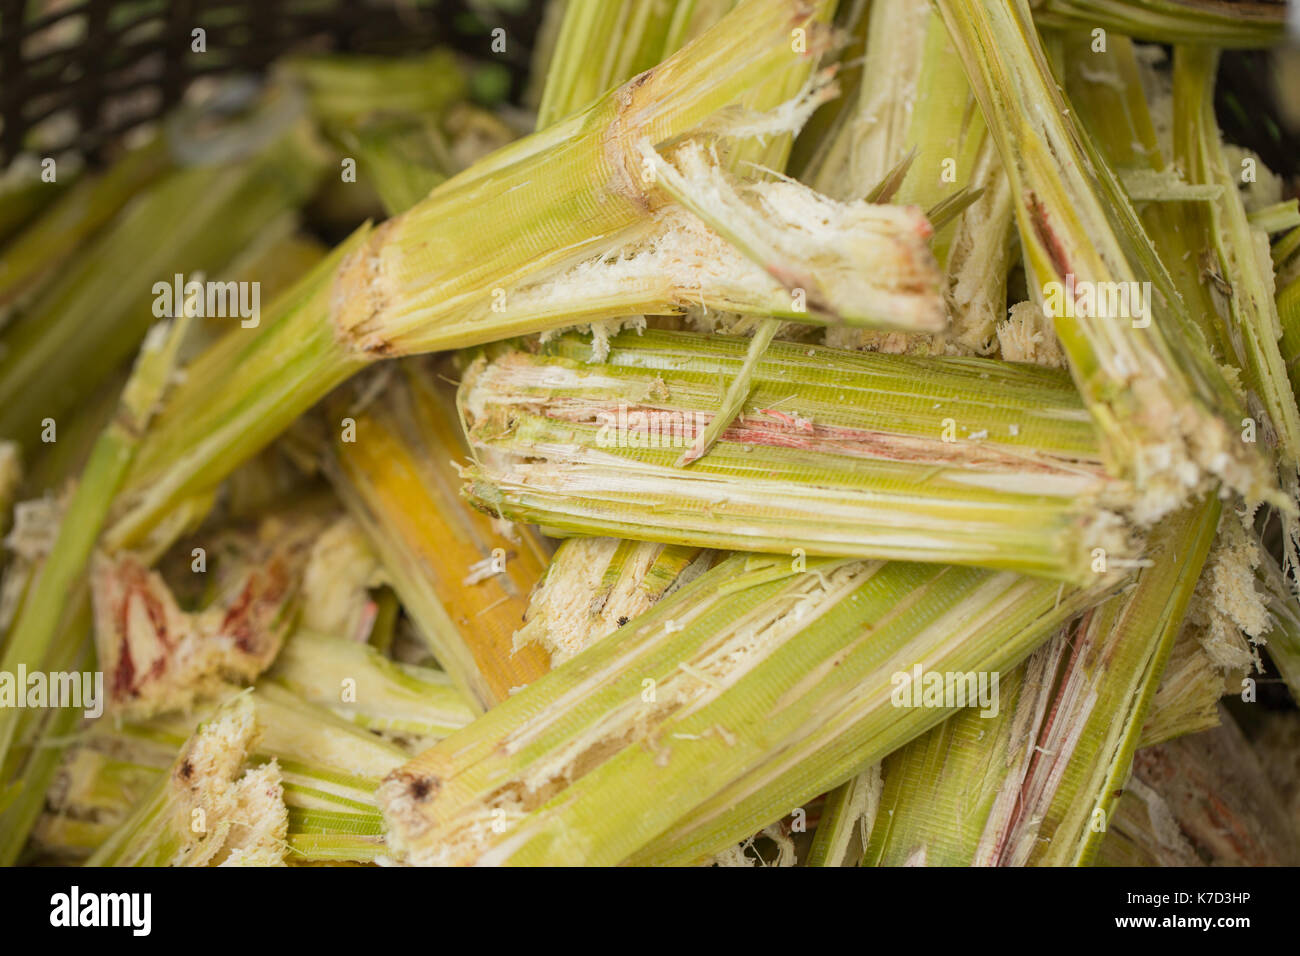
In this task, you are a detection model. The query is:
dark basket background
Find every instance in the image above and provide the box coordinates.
[0,0,546,165]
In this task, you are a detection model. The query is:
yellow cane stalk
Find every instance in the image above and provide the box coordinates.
[320,363,552,711]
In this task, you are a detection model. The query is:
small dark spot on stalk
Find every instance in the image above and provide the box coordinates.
[180,761,194,780]
[626,69,652,92]
[617,616,629,627]
[409,776,440,801]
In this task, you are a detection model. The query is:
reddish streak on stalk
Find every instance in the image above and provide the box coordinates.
[220,557,291,655]
[989,609,1095,866]
[757,409,814,430]
[110,561,172,699]
[547,403,1100,476]
[1028,192,1074,284]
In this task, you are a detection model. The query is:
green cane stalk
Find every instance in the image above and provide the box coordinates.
[269,629,476,744]
[0,136,171,313]
[515,537,710,665]
[105,0,943,552]
[806,766,880,866]
[934,0,1278,522]
[858,499,1216,867]
[1028,0,1287,48]
[1173,44,1300,475]
[377,550,1112,866]
[1003,502,1221,866]
[0,311,193,780]
[0,122,326,452]
[332,0,925,354]
[654,509,1218,866]
[859,651,1054,866]
[460,329,1134,583]
[83,687,408,865]
[805,0,1014,358]
[873,504,1216,868]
